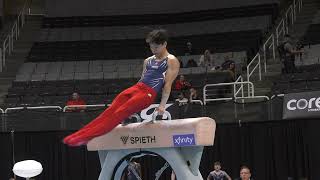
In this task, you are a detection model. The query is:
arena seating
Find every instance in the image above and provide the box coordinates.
[39,16,271,42]
[3,3,281,108]
[3,70,233,108]
[303,23,320,45]
[298,44,320,65]
[27,31,259,62]
[18,51,246,81]
[42,4,278,28]
[27,3,279,62]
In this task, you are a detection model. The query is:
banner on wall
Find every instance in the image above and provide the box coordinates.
[283,91,320,119]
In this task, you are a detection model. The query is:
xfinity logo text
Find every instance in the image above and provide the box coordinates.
[287,97,320,112]
[173,134,195,147]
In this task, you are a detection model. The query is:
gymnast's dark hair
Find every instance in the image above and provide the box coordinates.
[146,29,168,44]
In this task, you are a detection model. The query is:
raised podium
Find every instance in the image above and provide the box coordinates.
[87,116,216,180]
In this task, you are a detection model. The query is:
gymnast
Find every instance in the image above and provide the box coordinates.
[63,29,180,146]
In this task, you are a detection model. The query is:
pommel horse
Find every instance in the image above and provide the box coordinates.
[87,111,216,180]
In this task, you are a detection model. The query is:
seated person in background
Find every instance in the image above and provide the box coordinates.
[199,49,214,67]
[66,92,86,112]
[207,161,232,180]
[175,75,191,91]
[189,87,199,102]
[221,56,236,80]
[185,41,194,55]
[235,166,254,180]
[175,92,188,106]
[221,56,235,70]
[186,58,198,68]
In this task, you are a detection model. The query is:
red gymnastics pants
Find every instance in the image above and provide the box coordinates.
[63,82,157,146]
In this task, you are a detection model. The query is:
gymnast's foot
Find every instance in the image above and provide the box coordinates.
[63,135,91,146]
[63,132,81,145]
[63,126,93,144]
[63,129,90,145]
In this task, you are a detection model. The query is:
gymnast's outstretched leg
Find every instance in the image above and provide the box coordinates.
[63,84,142,144]
[65,83,156,146]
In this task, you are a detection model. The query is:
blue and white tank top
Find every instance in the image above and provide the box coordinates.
[139,56,168,93]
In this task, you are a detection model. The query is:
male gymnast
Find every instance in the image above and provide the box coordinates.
[63,29,180,146]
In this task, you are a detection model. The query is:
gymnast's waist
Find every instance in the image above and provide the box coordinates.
[136,82,158,95]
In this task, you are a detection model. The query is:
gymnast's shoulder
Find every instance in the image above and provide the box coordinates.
[167,54,177,60]
[167,54,180,66]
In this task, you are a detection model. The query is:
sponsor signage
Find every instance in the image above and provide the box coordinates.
[283,91,320,119]
[120,135,156,145]
[172,134,196,147]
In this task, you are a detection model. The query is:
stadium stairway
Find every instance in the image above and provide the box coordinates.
[290,0,320,42]
[241,0,320,101]
[0,15,42,104]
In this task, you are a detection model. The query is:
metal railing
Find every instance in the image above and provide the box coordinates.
[276,0,303,45]
[203,81,255,105]
[247,53,262,85]
[276,19,286,46]
[234,96,270,103]
[4,106,62,113]
[285,4,294,32]
[63,104,107,112]
[189,100,204,105]
[263,34,276,72]
[0,93,277,114]
[270,93,285,99]
[234,76,245,98]
[1,0,29,72]
[1,104,108,114]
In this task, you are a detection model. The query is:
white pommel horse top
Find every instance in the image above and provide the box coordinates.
[87,116,216,180]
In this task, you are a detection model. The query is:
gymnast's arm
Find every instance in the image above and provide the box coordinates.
[158,56,180,114]
[140,58,148,78]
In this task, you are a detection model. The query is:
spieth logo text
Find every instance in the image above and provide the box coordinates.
[120,135,156,145]
[173,134,196,147]
[287,97,320,112]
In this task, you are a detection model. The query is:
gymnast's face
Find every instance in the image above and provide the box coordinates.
[149,42,167,57]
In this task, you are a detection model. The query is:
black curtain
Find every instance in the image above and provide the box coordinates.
[1,119,320,180]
